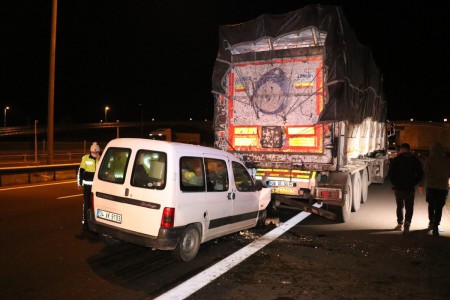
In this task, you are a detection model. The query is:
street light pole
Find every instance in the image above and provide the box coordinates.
[3,106,9,127]
[105,106,109,123]
[34,120,38,163]
[139,103,144,137]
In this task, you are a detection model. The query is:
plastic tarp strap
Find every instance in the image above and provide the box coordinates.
[212,4,386,124]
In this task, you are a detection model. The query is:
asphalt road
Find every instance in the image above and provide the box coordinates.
[0,180,448,299]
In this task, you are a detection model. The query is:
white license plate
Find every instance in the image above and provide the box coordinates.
[97,209,122,223]
[268,181,294,187]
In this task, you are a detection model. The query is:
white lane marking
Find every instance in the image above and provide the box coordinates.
[0,180,76,191]
[155,203,322,300]
[57,194,83,199]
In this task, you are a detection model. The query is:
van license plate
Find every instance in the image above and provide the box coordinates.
[97,209,122,223]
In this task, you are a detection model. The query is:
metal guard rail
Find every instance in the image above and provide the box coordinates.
[0,163,79,187]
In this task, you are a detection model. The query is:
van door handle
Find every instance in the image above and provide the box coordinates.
[125,188,129,196]
[227,192,235,200]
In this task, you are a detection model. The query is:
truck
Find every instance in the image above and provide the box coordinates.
[148,128,201,145]
[388,121,450,156]
[211,4,389,222]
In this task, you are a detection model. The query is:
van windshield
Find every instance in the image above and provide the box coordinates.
[98,147,131,184]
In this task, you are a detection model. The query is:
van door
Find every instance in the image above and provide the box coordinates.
[229,161,259,231]
[94,148,167,237]
[202,155,233,240]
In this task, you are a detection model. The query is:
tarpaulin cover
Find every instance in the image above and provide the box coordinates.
[212,4,386,124]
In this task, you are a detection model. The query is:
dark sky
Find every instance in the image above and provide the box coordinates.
[1,0,449,126]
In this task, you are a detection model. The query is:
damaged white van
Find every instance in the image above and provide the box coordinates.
[88,138,270,262]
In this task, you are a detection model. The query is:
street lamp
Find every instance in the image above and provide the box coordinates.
[105,106,109,123]
[4,106,10,127]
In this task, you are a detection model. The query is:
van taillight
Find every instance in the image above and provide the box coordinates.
[161,207,175,227]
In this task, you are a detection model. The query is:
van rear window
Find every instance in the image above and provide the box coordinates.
[131,150,166,189]
[98,147,131,184]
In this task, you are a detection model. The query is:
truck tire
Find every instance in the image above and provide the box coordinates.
[172,225,201,262]
[361,168,369,203]
[351,172,361,212]
[336,175,352,223]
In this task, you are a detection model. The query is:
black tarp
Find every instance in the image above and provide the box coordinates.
[211,4,386,124]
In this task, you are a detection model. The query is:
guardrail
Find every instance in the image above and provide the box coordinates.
[0,163,79,187]
[0,152,84,166]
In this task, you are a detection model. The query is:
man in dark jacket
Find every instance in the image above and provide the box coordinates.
[388,143,424,235]
[418,142,450,236]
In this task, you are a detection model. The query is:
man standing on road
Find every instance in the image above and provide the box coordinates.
[388,143,424,235]
[78,142,101,230]
[418,142,450,236]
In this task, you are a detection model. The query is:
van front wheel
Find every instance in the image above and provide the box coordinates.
[172,225,201,262]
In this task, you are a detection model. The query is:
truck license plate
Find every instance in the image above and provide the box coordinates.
[97,209,122,223]
[268,181,294,187]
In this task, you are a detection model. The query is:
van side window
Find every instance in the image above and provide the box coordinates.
[205,158,229,192]
[180,157,205,192]
[232,161,256,192]
[131,150,166,189]
[98,147,131,184]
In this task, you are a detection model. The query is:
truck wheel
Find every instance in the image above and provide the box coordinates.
[351,172,361,212]
[172,225,201,262]
[361,168,369,203]
[336,175,352,222]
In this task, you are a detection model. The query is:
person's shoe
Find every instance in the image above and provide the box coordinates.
[395,224,403,231]
[432,227,439,236]
[403,222,410,235]
[428,222,434,229]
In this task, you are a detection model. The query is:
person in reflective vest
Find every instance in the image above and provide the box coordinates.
[78,142,101,230]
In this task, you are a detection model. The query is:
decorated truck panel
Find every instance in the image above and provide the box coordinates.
[211,4,388,222]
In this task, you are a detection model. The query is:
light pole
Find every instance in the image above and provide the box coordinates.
[4,106,10,127]
[105,106,109,123]
[139,103,144,137]
[34,120,38,163]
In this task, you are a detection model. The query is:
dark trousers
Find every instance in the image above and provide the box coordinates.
[395,189,415,224]
[426,188,448,227]
[82,184,92,226]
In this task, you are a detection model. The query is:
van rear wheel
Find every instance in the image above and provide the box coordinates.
[172,225,201,262]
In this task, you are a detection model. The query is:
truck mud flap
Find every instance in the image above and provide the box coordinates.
[275,195,336,221]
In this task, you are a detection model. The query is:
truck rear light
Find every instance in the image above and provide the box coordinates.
[161,207,175,227]
[316,189,341,199]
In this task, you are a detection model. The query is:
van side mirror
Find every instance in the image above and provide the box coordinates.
[255,180,263,191]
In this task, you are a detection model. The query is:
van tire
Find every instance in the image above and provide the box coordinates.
[172,225,201,262]
[257,209,267,227]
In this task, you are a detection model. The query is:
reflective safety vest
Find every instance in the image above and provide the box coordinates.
[78,154,98,186]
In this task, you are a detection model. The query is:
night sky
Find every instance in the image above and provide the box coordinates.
[1,0,449,126]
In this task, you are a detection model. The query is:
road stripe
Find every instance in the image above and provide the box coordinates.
[155,203,322,300]
[57,194,83,199]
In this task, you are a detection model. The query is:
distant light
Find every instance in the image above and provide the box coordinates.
[429,120,432,123]
[152,118,155,121]
[444,118,448,122]
[204,118,208,122]
[410,118,414,122]
[189,118,193,121]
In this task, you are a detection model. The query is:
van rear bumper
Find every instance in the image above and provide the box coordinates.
[87,209,183,250]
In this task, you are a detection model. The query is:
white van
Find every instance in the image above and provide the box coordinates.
[88,138,270,262]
